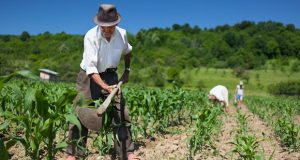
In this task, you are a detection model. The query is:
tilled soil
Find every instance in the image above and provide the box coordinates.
[7,103,300,160]
[200,104,239,160]
[240,105,300,160]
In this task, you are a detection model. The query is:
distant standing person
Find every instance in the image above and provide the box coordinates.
[235,81,244,109]
[208,85,229,112]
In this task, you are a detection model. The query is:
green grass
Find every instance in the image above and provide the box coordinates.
[179,68,300,96]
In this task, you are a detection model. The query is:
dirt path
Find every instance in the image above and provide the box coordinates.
[240,104,300,160]
[293,115,300,124]
[197,105,239,160]
[134,132,190,160]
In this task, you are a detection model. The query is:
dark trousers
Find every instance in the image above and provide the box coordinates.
[67,69,134,159]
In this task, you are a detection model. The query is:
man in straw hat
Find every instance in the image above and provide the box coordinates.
[66,4,139,160]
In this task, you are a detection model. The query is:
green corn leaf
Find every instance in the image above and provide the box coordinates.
[0,74,14,90]
[30,139,37,153]
[55,89,77,110]
[0,111,14,119]
[0,121,9,131]
[0,70,39,90]
[35,89,50,118]
[24,88,36,112]
[40,118,51,137]
[0,139,9,160]
[65,114,82,132]
[15,70,40,80]
[55,142,68,150]
[11,85,23,101]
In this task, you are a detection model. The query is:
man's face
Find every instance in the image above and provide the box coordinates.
[100,25,117,39]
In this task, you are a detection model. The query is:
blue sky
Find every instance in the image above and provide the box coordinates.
[0,0,299,35]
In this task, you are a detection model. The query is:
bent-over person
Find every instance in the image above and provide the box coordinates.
[208,85,229,112]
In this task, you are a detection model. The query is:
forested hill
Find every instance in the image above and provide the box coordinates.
[1,21,300,82]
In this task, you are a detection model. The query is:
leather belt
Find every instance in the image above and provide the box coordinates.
[103,68,117,73]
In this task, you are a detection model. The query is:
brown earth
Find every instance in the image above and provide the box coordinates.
[7,103,300,160]
[240,105,300,160]
[293,115,300,125]
[200,104,239,160]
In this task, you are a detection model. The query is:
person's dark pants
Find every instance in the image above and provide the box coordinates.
[66,68,134,159]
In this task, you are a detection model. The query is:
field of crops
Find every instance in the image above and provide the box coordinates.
[1,75,300,159]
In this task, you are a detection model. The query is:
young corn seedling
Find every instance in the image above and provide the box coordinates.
[230,134,262,160]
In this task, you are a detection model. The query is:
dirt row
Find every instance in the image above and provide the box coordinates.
[8,103,300,160]
[129,103,300,160]
[240,106,300,160]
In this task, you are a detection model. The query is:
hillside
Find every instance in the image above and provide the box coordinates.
[1,21,300,85]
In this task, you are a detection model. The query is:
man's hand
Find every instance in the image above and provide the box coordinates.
[90,73,117,93]
[104,84,117,93]
[120,70,129,83]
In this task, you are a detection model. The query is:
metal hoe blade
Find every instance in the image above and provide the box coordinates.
[75,107,103,132]
[75,81,123,132]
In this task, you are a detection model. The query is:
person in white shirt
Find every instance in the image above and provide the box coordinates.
[235,81,244,109]
[66,4,139,160]
[208,85,229,112]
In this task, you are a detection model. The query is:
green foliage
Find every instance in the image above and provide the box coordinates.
[245,96,300,151]
[188,103,222,157]
[275,116,300,151]
[290,60,300,72]
[20,31,30,41]
[0,33,82,82]
[268,81,300,96]
[0,72,80,159]
[229,109,265,159]
[232,67,250,83]
[230,134,262,160]
[124,85,202,138]
[0,139,10,160]
[1,21,300,84]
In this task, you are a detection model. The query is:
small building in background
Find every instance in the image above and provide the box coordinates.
[39,69,59,81]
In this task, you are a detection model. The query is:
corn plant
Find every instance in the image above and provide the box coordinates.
[275,116,300,151]
[0,71,81,160]
[229,111,264,159]
[245,96,300,152]
[188,102,222,157]
[124,85,202,138]
[230,134,262,160]
[236,110,250,133]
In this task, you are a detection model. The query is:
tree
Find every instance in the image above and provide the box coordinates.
[286,24,296,32]
[223,31,245,48]
[234,21,255,30]
[0,35,11,42]
[20,31,30,41]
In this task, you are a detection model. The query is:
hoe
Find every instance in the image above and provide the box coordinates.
[75,81,123,131]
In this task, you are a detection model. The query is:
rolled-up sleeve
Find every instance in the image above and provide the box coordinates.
[83,35,99,75]
[123,33,132,55]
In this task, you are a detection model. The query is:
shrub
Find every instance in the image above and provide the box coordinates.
[268,81,300,96]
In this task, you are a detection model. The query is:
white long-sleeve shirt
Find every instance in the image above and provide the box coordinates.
[209,85,229,107]
[80,26,132,75]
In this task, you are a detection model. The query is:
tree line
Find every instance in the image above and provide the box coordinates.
[0,20,299,82]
